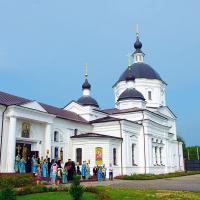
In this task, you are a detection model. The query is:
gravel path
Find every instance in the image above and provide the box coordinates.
[82,174,200,192]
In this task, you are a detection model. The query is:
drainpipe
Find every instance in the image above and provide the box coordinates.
[142,111,147,174]
[0,106,8,167]
[119,121,123,175]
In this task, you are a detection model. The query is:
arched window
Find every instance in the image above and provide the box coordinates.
[54,131,59,142]
[113,148,117,165]
[76,148,82,164]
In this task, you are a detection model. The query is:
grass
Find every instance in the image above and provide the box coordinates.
[106,187,200,200]
[16,188,200,200]
[115,171,200,180]
[17,192,95,200]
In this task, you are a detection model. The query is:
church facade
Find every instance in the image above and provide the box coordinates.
[0,34,184,176]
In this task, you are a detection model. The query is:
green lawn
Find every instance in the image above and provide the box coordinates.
[16,188,200,200]
[17,192,95,200]
[107,188,200,200]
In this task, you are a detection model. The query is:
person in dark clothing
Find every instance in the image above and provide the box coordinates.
[47,158,51,177]
[25,156,32,173]
[57,160,62,168]
[65,159,76,181]
[76,162,81,175]
[71,161,76,178]
[93,166,98,179]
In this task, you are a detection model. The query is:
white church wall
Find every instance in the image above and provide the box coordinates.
[51,117,92,162]
[92,121,121,138]
[116,99,146,110]
[71,138,121,177]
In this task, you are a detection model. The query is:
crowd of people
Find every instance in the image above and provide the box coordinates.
[15,155,114,184]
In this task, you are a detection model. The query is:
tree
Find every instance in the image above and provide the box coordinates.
[69,175,84,200]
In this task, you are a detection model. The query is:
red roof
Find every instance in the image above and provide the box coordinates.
[0,91,31,106]
[0,91,88,124]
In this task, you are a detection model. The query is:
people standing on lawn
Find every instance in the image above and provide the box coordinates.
[109,163,113,181]
[15,155,20,173]
[32,155,38,175]
[86,162,91,180]
[13,154,114,183]
[19,157,26,173]
[26,156,32,173]
[81,161,86,179]
[102,164,107,180]
[62,166,68,184]
[97,166,103,182]
[42,159,48,177]
[76,162,81,176]
[47,158,51,177]
[51,159,58,184]
[93,166,98,179]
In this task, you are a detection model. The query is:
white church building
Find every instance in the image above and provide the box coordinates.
[0,33,184,175]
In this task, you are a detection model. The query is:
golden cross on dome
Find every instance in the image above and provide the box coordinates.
[85,64,88,79]
[127,53,132,70]
[136,24,139,37]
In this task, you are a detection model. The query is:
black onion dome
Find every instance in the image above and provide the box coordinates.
[82,79,91,89]
[134,37,142,50]
[117,88,145,101]
[77,96,99,107]
[114,62,163,86]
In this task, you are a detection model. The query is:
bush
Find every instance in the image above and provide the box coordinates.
[0,186,16,200]
[0,174,34,188]
[69,175,84,200]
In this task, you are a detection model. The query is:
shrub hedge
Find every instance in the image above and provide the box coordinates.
[0,174,35,188]
[16,185,112,200]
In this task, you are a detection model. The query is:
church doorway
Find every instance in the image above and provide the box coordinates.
[16,143,38,160]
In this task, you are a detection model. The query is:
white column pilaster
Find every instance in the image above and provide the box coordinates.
[6,117,17,172]
[45,123,52,159]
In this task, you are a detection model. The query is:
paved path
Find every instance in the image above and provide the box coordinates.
[82,174,200,192]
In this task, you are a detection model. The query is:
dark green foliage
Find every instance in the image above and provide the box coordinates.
[115,171,200,180]
[0,174,34,188]
[177,135,187,158]
[186,146,200,160]
[69,175,84,200]
[16,185,69,196]
[0,185,16,200]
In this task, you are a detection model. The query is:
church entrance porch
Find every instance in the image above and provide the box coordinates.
[15,143,39,161]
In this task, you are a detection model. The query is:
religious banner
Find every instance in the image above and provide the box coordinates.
[21,122,31,138]
[95,147,103,165]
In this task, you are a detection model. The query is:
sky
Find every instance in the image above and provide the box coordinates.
[0,0,199,146]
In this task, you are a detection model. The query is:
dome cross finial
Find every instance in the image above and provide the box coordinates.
[127,53,132,70]
[136,24,139,37]
[85,63,88,79]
